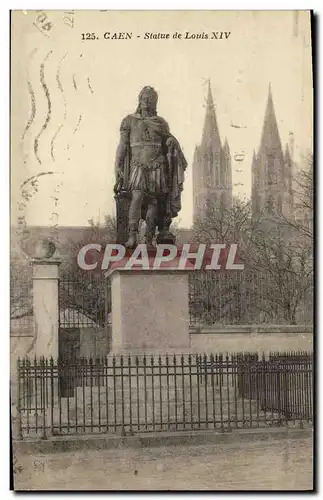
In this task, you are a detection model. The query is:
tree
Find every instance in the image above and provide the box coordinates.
[245,220,312,324]
[192,181,313,326]
[60,215,117,273]
[280,155,313,241]
[191,198,258,325]
[10,256,32,320]
[193,196,254,245]
[58,216,117,326]
[10,215,116,328]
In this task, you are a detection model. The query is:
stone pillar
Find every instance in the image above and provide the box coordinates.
[109,268,191,353]
[32,256,61,359]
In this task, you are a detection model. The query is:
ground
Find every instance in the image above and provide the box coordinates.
[13,437,313,491]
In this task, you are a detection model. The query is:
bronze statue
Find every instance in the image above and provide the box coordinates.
[114,86,187,248]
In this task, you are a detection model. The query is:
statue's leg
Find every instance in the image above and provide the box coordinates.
[145,196,157,246]
[126,189,143,248]
[155,195,175,244]
[156,195,166,233]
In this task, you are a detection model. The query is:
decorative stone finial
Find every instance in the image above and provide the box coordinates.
[34,238,57,260]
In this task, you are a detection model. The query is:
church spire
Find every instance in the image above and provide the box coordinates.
[251,149,258,194]
[221,137,232,190]
[251,149,260,217]
[201,80,222,151]
[284,143,293,200]
[251,149,257,175]
[258,83,283,157]
[252,85,287,218]
[284,142,291,162]
[193,80,232,221]
[222,137,230,154]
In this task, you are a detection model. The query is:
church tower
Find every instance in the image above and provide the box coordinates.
[284,143,294,216]
[252,84,291,219]
[193,81,232,224]
[251,149,260,216]
[221,138,233,209]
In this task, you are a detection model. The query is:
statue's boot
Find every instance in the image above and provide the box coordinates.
[144,230,155,251]
[156,223,176,245]
[125,224,138,249]
[145,198,157,250]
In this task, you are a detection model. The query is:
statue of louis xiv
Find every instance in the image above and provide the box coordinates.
[114,86,187,248]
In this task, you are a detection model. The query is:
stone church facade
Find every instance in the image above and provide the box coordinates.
[192,83,295,225]
[252,84,294,220]
[192,82,232,225]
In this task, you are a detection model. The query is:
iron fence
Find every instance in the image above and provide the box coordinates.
[59,272,110,328]
[10,260,313,333]
[58,270,313,330]
[16,351,313,439]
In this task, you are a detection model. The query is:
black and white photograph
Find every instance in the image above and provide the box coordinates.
[10,9,313,491]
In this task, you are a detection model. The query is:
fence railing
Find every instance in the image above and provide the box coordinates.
[16,351,313,439]
[11,269,313,331]
[59,272,110,328]
[188,270,313,326]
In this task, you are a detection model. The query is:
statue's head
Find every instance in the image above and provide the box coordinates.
[136,86,158,115]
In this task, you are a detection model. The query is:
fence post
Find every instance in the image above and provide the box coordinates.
[40,357,47,439]
[277,366,282,425]
[283,359,290,423]
[32,240,61,359]
[14,358,23,440]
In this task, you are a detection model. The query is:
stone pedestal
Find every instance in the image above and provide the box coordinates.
[32,258,61,359]
[115,190,131,244]
[109,269,191,353]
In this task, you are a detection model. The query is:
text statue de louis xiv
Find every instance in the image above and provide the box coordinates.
[114,86,187,248]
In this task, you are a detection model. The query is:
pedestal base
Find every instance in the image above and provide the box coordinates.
[110,269,190,352]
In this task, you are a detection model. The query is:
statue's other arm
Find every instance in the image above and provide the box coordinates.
[160,117,187,169]
[115,115,131,178]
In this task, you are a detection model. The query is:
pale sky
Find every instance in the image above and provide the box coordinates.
[11,10,313,229]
